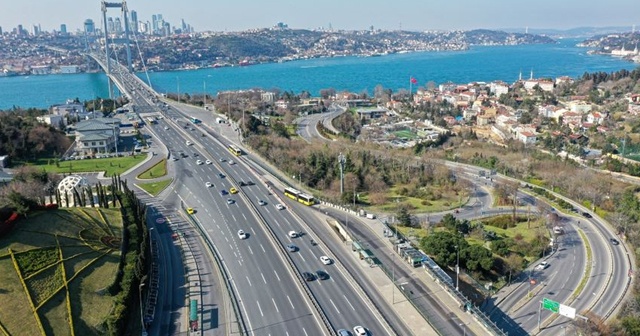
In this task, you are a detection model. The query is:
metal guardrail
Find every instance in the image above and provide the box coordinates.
[182,203,248,336]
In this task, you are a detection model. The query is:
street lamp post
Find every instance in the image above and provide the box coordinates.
[455,245,460,291]
[139,282,146,333]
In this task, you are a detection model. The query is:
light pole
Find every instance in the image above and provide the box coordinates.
[138,282,146,333]
[203,80,207,108]
[455,245,460,291]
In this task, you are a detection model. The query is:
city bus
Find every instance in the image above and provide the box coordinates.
[228,144,243,156]
[190,117,201,124]
[284,187,315,206]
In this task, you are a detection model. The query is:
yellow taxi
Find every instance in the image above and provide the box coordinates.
[186,207,195,214]
[229,187,238,194]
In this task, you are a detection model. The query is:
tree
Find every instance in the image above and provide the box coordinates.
[504,253,524,284]
[463,245,494,272]
[421,231,468,267]
[396,206,414,227]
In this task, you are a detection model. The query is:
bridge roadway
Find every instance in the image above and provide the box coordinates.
[95,61,397,335]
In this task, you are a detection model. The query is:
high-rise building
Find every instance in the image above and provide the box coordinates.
[107,17,114,33]
[84,19,95,35]
[130,10,138,33]
[32,24,40,36]
[60,24,67,34]
[151,14,157,32]
[0,27,3,35]
[17,24,24,36]
[114,17,123,34]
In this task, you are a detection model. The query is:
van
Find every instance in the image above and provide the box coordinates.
[366,213,376,219]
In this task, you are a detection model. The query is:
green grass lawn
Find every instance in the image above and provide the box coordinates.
[0,208,122,336]
[137,178,173,196]
[25,155,147,176]
[362,185,467,214]
[392,129,417,139]
[138,159,167,179]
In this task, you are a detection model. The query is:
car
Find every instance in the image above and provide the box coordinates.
[245,180,255,186]
[239,181,247,186]
[276,204,285,210]
[286,244,297,252]
[186,141,192,146]
[229,160,235,165]
[288,231,298,238]
[219,158,226,162]
[610,238,620,245]
[227,199,235,204]
[352,326,368,336]
[320,256,332,265]
[258,200,266,206]
[186,208,195,215]
[180,152,188,158]
[316,270,329,280]
[230,187,238,194]
[196,160,203,165]
[582,212,592,218]
[205,160,212,165]
[172,157,179,161]
[220,190,228,196]
[218,173,225,178]
[237,230,247,239]
[535,261,549,271]
[190,127,195,131]
[193,153,199,157]
[302,272,315,282]
[337,330,353,336]
[164,126,169,130]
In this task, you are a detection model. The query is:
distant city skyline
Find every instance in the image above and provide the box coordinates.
[0,0,638,34]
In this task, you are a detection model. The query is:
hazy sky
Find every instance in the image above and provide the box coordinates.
[1,0,638,33]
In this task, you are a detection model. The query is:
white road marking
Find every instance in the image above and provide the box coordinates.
[329,298,340,314]
[274,271,281,282]
[248,246,254,255]
[260,244,266,253]
[272,298,279,312]
[246,276,252,287]
[287,295,295,309]
[242,213,247,221]
[302,328,308,336]
[344,294,356,311]
[256,301,264,316]
[261,273,267,284]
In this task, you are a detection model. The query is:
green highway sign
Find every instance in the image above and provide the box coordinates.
[542,298,559,313]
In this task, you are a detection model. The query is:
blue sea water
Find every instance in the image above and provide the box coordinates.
[0,38,638,110]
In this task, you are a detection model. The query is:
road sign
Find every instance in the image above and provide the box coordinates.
[542,298,559,313]
[559,304,576,319]
[156,217,166,224]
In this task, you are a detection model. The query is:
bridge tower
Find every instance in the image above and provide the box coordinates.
[101,0,133,98]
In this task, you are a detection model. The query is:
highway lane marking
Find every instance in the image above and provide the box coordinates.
[299,253,306,263]
[248,246,254,255]
[242,213,247,221]
[261,272,267,284]
[287,295,294,309]
[256,301,264,317]
[272,298,279,313]
[260,244,266,253]
[343,294,355,311]
[246,276,252,287]
[232,214,237,222]
[329,298,341,314]
[224,236,229,242]
[302,328,308,336]
[274,270,281,281]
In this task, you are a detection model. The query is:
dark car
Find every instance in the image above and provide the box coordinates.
[193,152,199,157]
[582,212,592,218]
[180,152,188,158]
[246,180,255,186]
[610,238,620,245]
[239,181,247,187]
[220,190,228,196]
[218,173,225,178]
[316,270,329,280]
[302,272,315,282]
[286,244,298,252]
[337,330,353,336]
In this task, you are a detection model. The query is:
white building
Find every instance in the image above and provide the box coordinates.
[490,81,509,97]
[74,118,120,155]
[36,114,66,129]
[518,131,537,145]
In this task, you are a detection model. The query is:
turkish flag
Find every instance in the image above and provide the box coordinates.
[410,77,417,84]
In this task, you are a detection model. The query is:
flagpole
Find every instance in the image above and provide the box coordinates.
[409,76,413,96]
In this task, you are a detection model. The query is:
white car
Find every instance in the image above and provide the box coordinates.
[196,160,203,165]
[205,160,212,165]
[258,200,266,206]
[205,182,212,188]
[164,126,169,130]
[353,326,368,336]
[229,160,235,165]
[237,230,247,239]
[275,204,285,210]
[186,141,192,146]
[288,231,298,238]
[535,261,549,271]
[320,256,332,265]
[227,199,235,205]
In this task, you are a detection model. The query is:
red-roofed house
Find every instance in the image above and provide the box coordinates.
[518,131,537,145]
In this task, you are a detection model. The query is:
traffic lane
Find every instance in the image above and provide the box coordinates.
[320,207,467,336]
[240,184,388,334]
[574,221,611,313]
[184,177,322,335]
[504,223,585,333]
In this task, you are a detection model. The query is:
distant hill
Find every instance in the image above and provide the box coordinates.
[501,26,636,38]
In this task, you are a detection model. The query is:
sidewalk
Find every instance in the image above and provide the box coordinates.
[352,213,492,336]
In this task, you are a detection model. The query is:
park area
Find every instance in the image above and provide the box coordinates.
[0,208,122,335]
[23,155,146,176]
